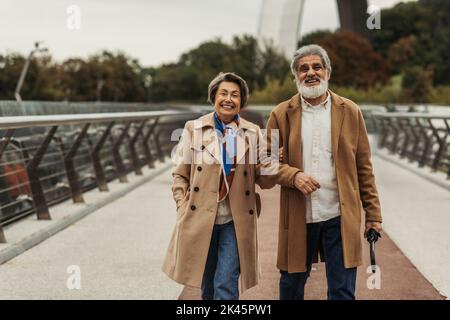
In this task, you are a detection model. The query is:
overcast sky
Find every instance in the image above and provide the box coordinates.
[0,0,409,67]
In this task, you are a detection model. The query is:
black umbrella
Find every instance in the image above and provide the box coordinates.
[367,228,381,273]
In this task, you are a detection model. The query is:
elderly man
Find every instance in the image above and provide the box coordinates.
[265,44,383,300]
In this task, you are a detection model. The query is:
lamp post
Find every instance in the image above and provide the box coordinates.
[96,78,105,102]
[14,41,48,102]
[144,74,152,102]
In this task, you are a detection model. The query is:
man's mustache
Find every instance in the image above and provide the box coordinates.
[303,76,321,84]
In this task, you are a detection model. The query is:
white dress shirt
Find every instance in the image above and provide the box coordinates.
[301,93,341,224]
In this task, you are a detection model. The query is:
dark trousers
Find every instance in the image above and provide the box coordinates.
[279,216,357,300]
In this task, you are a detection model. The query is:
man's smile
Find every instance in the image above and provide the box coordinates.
[304,78,320,86]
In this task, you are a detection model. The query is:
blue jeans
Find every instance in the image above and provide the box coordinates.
[279,216,357,300]
[201,221,240,300]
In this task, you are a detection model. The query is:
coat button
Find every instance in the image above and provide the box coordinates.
[201,145,205,150]
[194,187,199,192]
[243,171,248,176]
[249,209,254,215]
[191,205,196,211]
[245,190,250,196]
[197,166,202,172]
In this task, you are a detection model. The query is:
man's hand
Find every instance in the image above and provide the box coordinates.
[364,221,382,238]
[294,172,320,195]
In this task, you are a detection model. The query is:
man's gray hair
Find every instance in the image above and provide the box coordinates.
[290,44,332,79]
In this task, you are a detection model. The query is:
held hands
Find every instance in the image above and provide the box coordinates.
[279,147,321,196]
[294,172,321,196]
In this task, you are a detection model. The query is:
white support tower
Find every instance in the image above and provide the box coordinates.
[257,0,305,58]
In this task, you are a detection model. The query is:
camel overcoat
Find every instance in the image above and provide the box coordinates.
[266,91,382,273]
[162,112,268,292]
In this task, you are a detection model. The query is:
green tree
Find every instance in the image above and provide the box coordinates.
[298,30,332,48]
[59,51,146,102]
[304,31,390,89]
[372,0,450,85]
[387,35,417,74]
[402,66,433,103]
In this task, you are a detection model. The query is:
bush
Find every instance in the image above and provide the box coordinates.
[429,86,450,105]
[250,74,297,104]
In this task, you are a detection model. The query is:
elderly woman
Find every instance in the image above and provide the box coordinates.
[162,72,271,300]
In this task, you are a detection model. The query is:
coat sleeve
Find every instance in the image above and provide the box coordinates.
[256,111,301,189]
[171,121,192,209]
[255,126,276,189]
[355,108,382,223]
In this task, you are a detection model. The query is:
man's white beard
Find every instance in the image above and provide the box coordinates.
[296,78,329,99]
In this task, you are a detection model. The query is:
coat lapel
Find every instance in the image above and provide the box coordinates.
[236,131,249,164]
[193,112,221,163]
[286,94,303,170]
[203,132,222,163]
[330,91,345,161]
[235,119,256,164]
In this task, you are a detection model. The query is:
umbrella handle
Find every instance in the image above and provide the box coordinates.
[370,242,376,273]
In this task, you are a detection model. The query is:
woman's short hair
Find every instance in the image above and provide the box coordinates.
[207,72,249,108]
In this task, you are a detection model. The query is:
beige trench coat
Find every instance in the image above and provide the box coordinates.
[162,112,270,292]
[266,91,382,273]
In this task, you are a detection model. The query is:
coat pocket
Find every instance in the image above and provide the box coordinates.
[255,192,262,218]
[176,191,190,219]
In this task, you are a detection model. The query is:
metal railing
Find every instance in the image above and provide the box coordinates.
[0,110,198,242]
[373,112,450,179]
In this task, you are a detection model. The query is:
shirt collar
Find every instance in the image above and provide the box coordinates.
[301,91,331,111]
[214,112,240,134]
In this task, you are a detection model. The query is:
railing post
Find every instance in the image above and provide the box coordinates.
[154,129,165,162]
[444,119,450,180]
[129,120,147,175]
[0,129,15,243]
[0,129,15,158]
[91,122,114,192]
[407,118,420,163]
[0,227,5,243]
[27,126,58,220]
[143,118,158,168]
[416,118,429,168]
[64,123,90,203]
[399,118,410,159]
[378,118,390,149]
[112,122,131,183]
[428,118,445,172]
[390,117,400,154]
